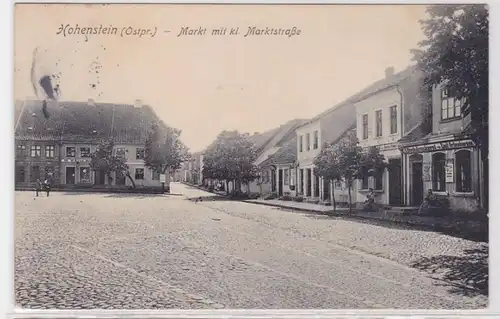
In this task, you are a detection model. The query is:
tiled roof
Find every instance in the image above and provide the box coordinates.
[260,136,297,167]
[298,65,418,130]
[15,99,160,144]
[250,118,308,153]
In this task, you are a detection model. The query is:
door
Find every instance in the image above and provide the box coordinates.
[314,174,320,198]
[299,169,304,194]
[271,168,276,193]
[278,169,283,197]
[323,179,330,200]
[388,159,402,205]
[411,162,424,206]
[95,170,105,185]
[65,167,76,184]
[306,169,312,197]
[115,171,126,186]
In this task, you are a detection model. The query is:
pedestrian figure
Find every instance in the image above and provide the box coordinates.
[43,178,51,197]
[35,178,42,197]
[418,189,437,215]
[363,188,376,211]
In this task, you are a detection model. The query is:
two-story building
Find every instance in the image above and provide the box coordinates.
[352,66,425,206]
[399,83,484,213]
[15,98,166,189]
[295,100,356,204]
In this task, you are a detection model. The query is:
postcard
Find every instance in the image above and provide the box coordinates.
[13,3,489,312]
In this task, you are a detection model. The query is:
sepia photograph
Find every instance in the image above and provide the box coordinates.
[13,3,489,312]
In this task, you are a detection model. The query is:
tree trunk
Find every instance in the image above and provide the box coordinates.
[347,181,352,213]
[125,172,136,188]
[331,179,337,212]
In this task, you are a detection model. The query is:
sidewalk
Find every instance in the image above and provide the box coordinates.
[245,199,487,241]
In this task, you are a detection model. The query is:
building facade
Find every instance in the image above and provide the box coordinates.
[15,99,166,189]
[400,84,484,213]
[353,66,425,206]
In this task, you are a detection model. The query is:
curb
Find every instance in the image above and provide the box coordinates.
[243,200,336,214]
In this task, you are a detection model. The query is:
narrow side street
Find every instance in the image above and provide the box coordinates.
[15,183,488,309]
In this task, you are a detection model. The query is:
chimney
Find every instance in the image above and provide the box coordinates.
[134,99,142,108]
[385,66,395,79]
[88,98,95,107]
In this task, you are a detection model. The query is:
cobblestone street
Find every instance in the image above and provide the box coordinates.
[14,183,488,309]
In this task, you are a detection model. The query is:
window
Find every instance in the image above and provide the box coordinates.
[80,167,91,183]
[375,110,382,137]
[361,168,369,190]
[390,105,397,134]
[30,145,41,157]
[136,148,145,160]
[15,166,26,183]
[313,131,319,149]
[306,133,311,151]
[66,147,76,157]
[374,172,383,190]
[432,153,446,191]
[455,150,472,192]
[299,136,303,152]
[135,168,144,180]
[45,145,55,158]
[441,89,462,120]
[16,145,27,157]
[116,148,126,159]
[362,114,368,139]
[284,169,289,185]
[30,165,40,182]
[152,168,161,180]
[80,147,91,157]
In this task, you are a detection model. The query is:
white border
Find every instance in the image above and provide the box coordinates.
[4,0,499,318]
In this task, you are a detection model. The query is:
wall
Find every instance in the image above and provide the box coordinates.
[15,139,61,186]
[296,121,321,167]
[431,84,471,135]
[401,71,426,134]
[421,147,480,213]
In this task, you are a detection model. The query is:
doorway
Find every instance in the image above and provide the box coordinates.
[410,154,424,206]
[323,179,330,200]
[278,169,283,197]
[271,168,276,193]
[306,169,312,197]
[314,173,320,198]
[95,170,106,185]
[388,158,402,205]
[65,167,76,185]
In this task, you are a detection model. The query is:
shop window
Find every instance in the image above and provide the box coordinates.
[455,150,472,192]
[135,168,144,180]
[80,167,91,183]
[432,153,446,191]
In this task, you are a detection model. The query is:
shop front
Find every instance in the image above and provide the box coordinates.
[402,137,481,213]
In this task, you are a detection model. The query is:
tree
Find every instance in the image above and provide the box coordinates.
[202,130,259,196]
[313,130,387,212]
[89,140,136,188]
[412,4,489,205]
[144,122,190,177]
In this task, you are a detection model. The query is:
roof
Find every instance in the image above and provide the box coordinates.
[260,136,297,167]
[297,65,418,130]
[398,122,429,145]
[14,99,161,144]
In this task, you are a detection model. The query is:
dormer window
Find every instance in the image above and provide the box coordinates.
[441,89,463,120]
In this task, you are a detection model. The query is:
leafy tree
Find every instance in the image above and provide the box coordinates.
[144,122,190,178]
[314,130,387,212]
[412,4,489,205]
[89,140,135,188]
[202,130,259,196]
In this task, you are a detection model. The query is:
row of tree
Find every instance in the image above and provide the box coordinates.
[88,122,190,188]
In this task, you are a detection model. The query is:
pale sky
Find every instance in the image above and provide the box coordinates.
[14,4,428,152]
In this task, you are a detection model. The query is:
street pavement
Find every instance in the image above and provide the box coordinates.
[14,183,488,309]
